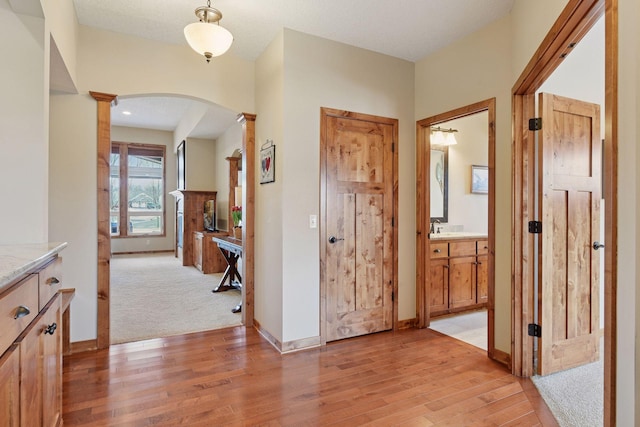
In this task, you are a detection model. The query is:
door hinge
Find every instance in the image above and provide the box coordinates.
[529,118,542,131]
[528,220,542,234]
[528,323,542,337]
[392,217,395,227]
[391,290,394,302]
[391,143,395,153]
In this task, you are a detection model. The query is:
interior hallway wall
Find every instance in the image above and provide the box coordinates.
[415,15,512,353]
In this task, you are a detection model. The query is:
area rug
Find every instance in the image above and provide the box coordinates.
[110,253,241,344]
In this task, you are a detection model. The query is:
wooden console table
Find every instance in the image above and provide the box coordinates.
[211,236,242,313]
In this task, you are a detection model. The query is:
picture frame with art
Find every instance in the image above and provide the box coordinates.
[260,141,275,184]
[471,165,488,194]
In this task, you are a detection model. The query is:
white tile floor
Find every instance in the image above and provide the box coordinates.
[428,309,487,350]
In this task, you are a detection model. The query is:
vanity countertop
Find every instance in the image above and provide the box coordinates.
[429,232,488,241]
[0,242,67,292]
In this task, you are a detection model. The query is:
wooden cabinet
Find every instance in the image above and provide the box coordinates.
[429,238,488,317]
[0,345,19,426]
[0,251,70,427]
[193,231,227,274]
[170,190,217,266]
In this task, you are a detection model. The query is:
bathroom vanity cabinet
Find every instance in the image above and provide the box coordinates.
[428,236,488,317]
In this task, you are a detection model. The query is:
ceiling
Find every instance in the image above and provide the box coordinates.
[74,0,515,139]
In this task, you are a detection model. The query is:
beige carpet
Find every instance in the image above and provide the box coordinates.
[531,337,604,427]
[110,253,241,344]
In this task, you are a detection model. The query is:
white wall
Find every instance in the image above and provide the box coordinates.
[415,15,512,352]
[110,126,176,254]
[278,30,416,343]
[49,93,98,341]
[185,137,217,191]
[438,113,489,234]
[0,2,48,244]
[254,30,285,341]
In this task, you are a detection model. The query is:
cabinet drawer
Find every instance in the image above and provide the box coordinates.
[450,241,477,257]
[429,242,448,259]
[0,275,38,355]
[39,257,62,310]
[477,240,489,255]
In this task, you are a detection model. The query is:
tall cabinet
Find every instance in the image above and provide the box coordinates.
[170,190,217,266]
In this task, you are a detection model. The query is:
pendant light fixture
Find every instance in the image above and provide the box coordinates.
[184,0,233,63]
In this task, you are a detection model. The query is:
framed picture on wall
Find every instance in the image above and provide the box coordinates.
[471,165,488,194]
[177,140,186,190]
[260,141,275,184]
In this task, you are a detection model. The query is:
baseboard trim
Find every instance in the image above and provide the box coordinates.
[253,319,283,352]
[490,347,511,368]
[397,318,417,329]
[111,250,174,255]
[69,339,98,354]
[253,320,321,354]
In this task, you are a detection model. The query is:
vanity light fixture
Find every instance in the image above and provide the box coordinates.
[430,126,458,146]
[184,0,233,63]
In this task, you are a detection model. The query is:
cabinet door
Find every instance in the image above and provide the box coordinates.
[429,259,449,315]
[476,254,488,304]
[449,256,476,309]
[41,297,62,427]
[0,345,20,427]
[20,317,42,427]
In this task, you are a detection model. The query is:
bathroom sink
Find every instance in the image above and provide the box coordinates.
[429,232,487,240]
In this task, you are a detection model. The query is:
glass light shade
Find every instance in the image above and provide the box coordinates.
[431,131,446,146]
[184,22,233,59]
[445,132,458,146]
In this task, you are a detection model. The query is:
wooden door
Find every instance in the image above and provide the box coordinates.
[322,108,396,342]
[538,93,601,375]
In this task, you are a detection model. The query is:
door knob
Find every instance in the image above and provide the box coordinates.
[593,241,605,250]
[328,236,344,244]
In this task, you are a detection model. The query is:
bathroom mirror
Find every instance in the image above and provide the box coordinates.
[430,147,448,223]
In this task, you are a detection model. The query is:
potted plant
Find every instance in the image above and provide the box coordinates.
[231,205,242,239]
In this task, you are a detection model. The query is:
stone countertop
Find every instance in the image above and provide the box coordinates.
[0,242,67,292]
[429,232,488,241]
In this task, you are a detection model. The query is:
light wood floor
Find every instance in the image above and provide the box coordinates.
[63,326,558,426]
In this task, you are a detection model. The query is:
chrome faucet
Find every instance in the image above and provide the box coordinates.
[430,219,441,234]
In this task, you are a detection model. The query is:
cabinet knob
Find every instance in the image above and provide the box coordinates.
[14,305,31,319]
[434,249,441,253]
[44,323,58,335]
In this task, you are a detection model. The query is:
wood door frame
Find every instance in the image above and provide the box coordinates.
[91,91,256,349]
[319,107,399,344]
[415,98,497,360]
[510,0,616,424]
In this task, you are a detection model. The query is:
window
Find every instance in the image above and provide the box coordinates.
[110,142,166,237]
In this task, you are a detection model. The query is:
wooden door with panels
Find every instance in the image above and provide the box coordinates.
[321,108,397,342]
[537,92,601,375]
